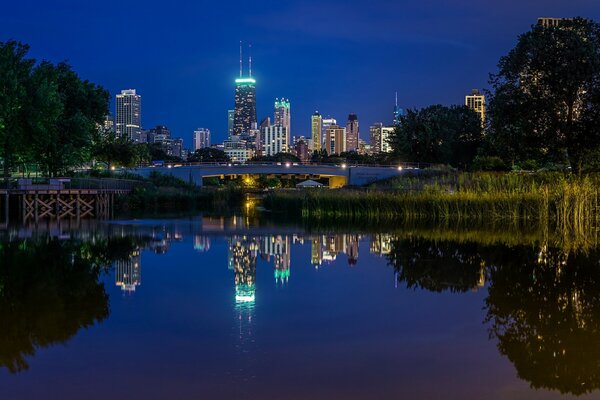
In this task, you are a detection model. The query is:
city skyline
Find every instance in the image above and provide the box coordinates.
[2,1,596,147]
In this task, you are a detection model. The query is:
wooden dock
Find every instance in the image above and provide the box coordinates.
[1,178,140,223]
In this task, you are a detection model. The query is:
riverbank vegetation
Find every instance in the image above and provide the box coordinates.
[263,172,600,235]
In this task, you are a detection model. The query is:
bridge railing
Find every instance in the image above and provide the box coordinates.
[65,178,149,191]
[131,161,433,169]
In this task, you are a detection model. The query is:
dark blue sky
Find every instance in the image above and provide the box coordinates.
[1,0,599,147]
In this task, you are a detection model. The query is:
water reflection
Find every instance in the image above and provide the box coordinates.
[387,235,600,395]
[1,217,600,397]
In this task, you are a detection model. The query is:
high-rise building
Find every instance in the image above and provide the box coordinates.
[294,138,310,163]
[193,128,211,151]
[103,114,114,133]
[369,123,394,153]
[324,125,346,155]
[393,92,405,126]
[145,125,170,144]
[274,98,291,147]
[311,112,322,152]
[345,113,359,152]
[465,89,486,127]
[115,89,142,142]
[233,44,257,135]
[227,110,234,136]
[261,125,288,156]
[538,17,569,27]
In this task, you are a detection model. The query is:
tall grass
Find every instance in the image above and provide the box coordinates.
[263,173,600,235]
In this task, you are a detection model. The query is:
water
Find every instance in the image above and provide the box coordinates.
[0,216,599,399]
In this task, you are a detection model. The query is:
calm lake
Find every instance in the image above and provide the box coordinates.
[1,215,599,399]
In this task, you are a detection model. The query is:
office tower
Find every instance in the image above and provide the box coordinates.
[324,125,346,155]
[369,123,394,153]
[261,125,287,156]
[274,98,291,147]
[193,128,211,151]
[115,89,142,142]
[311,111,322,152]
[229,237,258,303]
[465,89,486,127]
[393,92,405,126]
[294,138,309,163]
[345,113,359,152]
[321,117,337,141]
[538,17,568,27]
[228,110,234,136]
[102,114,114,133]
[260,116,271,130]
[233,44,257,135]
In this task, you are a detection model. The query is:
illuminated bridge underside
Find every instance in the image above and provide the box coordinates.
[129,165,413,187]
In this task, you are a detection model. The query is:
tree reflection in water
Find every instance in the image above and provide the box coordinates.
[0,236,142,373]
[388,235,600,396]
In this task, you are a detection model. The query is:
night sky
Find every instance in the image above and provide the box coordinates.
[1,0,599,147]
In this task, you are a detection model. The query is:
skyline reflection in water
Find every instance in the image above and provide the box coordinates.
[0,215,599,399]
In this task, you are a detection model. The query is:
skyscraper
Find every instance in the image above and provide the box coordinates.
[369,123,394,153]
[465,89,486,127]
[393,92,405,126]
[233,43,257,135]
[345,113,359,152]
[324,125,346,155]
[227,110,234,136]
[274,98,291,147]
[193,128,211,151]
[261,125,287,156]
[538,17,568,27]
[115,89,141,142]
[311,111,322,152]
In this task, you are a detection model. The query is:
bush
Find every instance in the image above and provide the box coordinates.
[472,156,509,171]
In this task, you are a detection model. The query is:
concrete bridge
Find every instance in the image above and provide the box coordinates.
[127,163,417,187]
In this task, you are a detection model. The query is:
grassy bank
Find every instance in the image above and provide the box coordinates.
[113,173,244,215]
[263,172,600,234]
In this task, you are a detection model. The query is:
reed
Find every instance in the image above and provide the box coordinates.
[263,173,600,235]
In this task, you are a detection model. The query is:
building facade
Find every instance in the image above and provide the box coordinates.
[261,125,288,156]
[465,89,486,127]
[115,89,142,142]
[294,138,310,163]
[311,111,322,152]
[227,110,234,136]
[345,113,359,152]
[274,98,291,146]
[193,128,211,151]
[233,78,257,135]
[324,125,346,155]
[370,123,394,153]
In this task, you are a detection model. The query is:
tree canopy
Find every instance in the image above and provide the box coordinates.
[487,18,600,172]
[389,105,483,169]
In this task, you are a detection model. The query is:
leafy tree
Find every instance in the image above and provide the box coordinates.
[487,18,600,172]
[0,41,34,182]
[92,130,138,168]
[389,105,483,169]
[25,61,108,176]
[187,147,229,163]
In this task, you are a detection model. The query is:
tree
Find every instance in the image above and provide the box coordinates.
[188,147,230,163]
[26,62,108,176]
[487,18,600,172]
[0,41,35,182]
[92,131,138,168]
[389,105,483,169]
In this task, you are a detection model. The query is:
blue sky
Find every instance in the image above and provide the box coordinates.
[1,0,599,147]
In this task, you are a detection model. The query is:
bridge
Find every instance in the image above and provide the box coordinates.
[128,162,421,187]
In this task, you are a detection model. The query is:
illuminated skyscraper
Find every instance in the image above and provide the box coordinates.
[115,89,142,142]
[369,123,394,153]
[345,113,359,152]
[233,44,257,135]
[393,92,405,126]
[324,125,346,155]
[229,237,258,303]
[193,128,210,151]
[311,111,322,152]
[274,98,291,147]
[227,109,234,136]
[261,125,287,156]
[465,89,486,127]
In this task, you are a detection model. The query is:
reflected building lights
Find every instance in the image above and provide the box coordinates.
[115,249,141,293]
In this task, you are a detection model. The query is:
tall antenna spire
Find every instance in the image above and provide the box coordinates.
[249,43,252,77]
[395,91,398,107]
[239,41,243,77]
